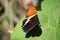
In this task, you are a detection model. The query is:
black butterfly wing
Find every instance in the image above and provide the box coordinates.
[22,15,40,33]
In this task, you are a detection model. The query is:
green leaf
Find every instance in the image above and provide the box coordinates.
[11,0,60,40]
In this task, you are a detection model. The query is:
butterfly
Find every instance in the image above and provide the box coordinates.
[22,4,41,33]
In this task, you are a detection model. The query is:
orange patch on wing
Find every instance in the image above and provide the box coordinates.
[26,4,37,17]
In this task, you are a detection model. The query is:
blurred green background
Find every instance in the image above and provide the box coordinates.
[11,0,60,40]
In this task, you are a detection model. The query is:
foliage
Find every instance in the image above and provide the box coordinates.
[11,0,60,40]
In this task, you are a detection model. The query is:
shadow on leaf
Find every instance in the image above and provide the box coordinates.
[25,26,42,38]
